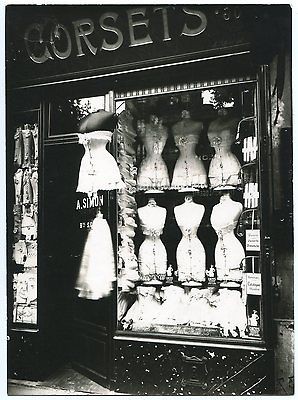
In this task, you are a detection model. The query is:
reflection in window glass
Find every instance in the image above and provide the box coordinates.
[49,96,105,137]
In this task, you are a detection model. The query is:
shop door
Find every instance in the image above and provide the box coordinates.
[43,92,116,388]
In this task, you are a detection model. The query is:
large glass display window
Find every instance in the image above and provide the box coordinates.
[115,77,263,342]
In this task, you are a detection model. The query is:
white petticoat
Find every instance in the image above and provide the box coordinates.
[75,215,116,299]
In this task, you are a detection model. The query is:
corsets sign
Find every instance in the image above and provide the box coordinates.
[24,7,207,64]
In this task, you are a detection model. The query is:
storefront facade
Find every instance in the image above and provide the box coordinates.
[6,5,293,395]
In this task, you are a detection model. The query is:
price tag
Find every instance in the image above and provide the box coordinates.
[246,273,262,295]
[246,229,260,251]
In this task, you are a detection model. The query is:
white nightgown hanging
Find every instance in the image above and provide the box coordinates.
[75,211,116,299]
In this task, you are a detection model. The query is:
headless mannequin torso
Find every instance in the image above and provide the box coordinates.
[137,115,170,191]
[210,193,245,284]
[137,198,167,283]
[77,130,124,195]
[174,195,206,285]
[171,110,207,189]
[207,109,241,189]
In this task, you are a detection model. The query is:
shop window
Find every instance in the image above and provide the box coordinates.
[115,79,263,341]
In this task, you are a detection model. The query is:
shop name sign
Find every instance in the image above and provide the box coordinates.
[24,7,207,64]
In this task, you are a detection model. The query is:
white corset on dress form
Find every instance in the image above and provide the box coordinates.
[210,195,245,283]
[137,121,170,191]
[208,118,241,189]
[137,203,167,282]
[76,131,124,195]
[174,200,206,284]
[171,134,207,189]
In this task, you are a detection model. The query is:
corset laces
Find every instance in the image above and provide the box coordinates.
[139,223,165,282]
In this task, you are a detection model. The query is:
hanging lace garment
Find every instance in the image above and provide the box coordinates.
[75,211,116,299]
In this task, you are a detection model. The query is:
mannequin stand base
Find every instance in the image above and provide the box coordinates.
[219,281,241,288]
[145,189,164,194]
[142,279,163,286]
[212,185,239,191]
[181,281,203,288]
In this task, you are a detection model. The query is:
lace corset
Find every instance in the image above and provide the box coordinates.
[142,128,167,156]
[140,224,163,238]
[76,130,124,193]
[208,129,236,149]
[180,226,199,238]
[174,134,199,154]
[78,130,112,148]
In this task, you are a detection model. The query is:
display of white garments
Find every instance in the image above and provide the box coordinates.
[24,240,38,268]
[186,288,219,326]
[171,111,207,189]
[21,206,37,240]
[207,113,241,188]
[32,124,39,165]
[13,205,22,242]
[210,194,245,282]
[14,272,37,305]
[14,169,23,205]
[75,211,116,300]
[137,199,167,283]
[123,286,161,328]
[216,289,247,337]
[174,196,206,284]
[76,131,124,195]
[155,286,188,325]
[30,169,38,204]
[136,116,170,191]
[14,127,23,168]
[13,240,27,265]
[22,125,33,167]
[22,169,33,204]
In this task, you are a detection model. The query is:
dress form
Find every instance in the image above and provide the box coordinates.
[76,130,124,195]
[207,109,241,189]
[136,115,170,191]
[174,195,206,285]
[137,198,167,284]
[171,110,207,190]
[210,193,245,285]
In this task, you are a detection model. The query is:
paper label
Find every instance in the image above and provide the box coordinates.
[246,273,262,295]
[246,229,260,251]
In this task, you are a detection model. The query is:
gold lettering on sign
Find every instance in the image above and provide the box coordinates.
[72,18,97,57]
[22,7,210,64]
[24,23,54,64]
[99,12,124,51]
[127,8,153,47]
[153,6,172,42]
[181,7,207,37]
[50,24,72,60]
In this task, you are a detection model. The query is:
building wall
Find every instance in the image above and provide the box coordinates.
[270,50,294,395]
